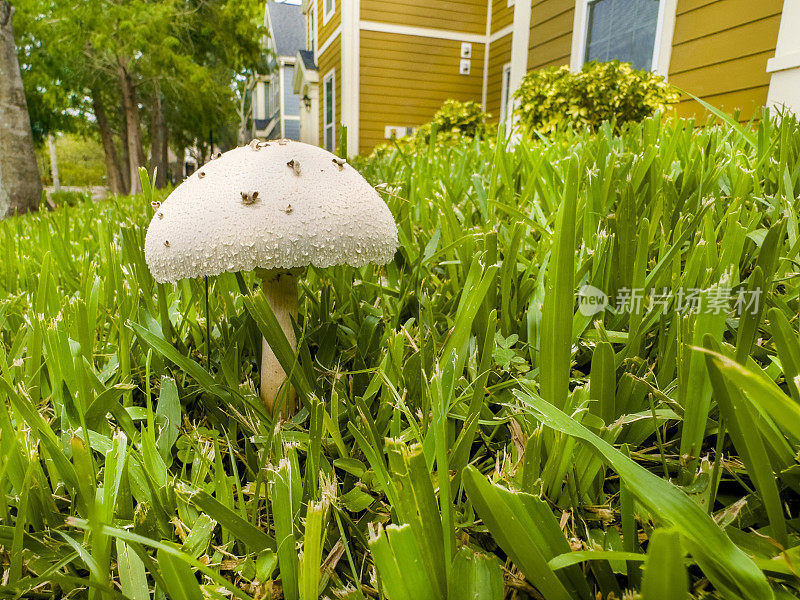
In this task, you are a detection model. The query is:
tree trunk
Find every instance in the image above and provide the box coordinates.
[119,63,143,195]
[47,133,60,190]
[161,119,169,185]
[119,112,130,193]
[0,2,42,219]
[91,91,125,194]
[149,84,168,188]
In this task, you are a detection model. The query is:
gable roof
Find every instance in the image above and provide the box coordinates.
[298,49,317,71]
[266,1,305,58]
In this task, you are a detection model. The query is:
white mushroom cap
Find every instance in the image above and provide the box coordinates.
[144,141,398,283]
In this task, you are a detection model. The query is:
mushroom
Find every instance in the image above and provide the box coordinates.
[143,140,398,416]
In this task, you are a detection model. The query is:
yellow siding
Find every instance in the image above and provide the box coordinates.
[359,30,485,153]
[669,0,782,121]
[486,33,512,120]
[492,0,513,34]
[317,0,340,48]
[362,0,487,35]
[318,37,341,148]
[528,0,574,70]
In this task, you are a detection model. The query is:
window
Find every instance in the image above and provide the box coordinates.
[270,74,279,116]
[308,5,317,57]
[283,66,299,115]
[583,0,661,71]
[323,70,335,152]
[500,63,512,123]
[323,0,334,24]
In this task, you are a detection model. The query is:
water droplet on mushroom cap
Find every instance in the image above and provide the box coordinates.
[142,141,398,282]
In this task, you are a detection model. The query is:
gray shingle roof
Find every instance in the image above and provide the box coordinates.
[298,49,317,71]
[266,1,305,58]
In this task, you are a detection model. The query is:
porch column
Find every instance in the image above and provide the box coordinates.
[507,0,532,132]
[767,0,800,114]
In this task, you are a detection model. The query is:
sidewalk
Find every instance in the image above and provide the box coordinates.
[45,186,109,202]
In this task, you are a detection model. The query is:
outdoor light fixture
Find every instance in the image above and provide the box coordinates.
[301,94,312,110]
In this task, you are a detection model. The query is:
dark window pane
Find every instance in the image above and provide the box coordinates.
[325,78,334,124]
[284,119,300,140]
[585,0,660,70]
[283,67,300,115]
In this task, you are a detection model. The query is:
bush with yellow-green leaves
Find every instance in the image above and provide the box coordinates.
[514,60,680,134]
[416,99,496,142]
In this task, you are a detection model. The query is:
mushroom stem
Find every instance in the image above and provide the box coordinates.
[258,269,298,416]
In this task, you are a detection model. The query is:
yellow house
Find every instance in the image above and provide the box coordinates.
[292,0,800,156]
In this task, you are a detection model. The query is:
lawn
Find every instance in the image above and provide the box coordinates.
[2,112,800,599]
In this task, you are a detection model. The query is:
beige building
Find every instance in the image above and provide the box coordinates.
[291,0,800,156]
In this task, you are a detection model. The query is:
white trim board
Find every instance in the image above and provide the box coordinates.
[489,24,513,43]
[653,0,677,77]
[481,0,492,109]
[342,0,359,155]
[322,0,335,25]
[359,21,486,44]
[766,0,800,113]
[319,24,341,56]
[279,66,286,137]
[500,62,512,123]
[508,0,531,98]
[769,51,800,73]
[359,20,510,46]
[569,0,587,71]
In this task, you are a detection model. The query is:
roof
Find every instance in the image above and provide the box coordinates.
[298,49,317,71]
[266,2,305,58]
[293,50,318,94]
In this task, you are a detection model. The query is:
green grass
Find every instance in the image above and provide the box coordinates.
[3,111,800,599]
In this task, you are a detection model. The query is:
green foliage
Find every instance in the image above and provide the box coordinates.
[417,99,496,142]
[14,0,266,159]
[48,190,92,207]
[514,60,680,133]
[370,100,496,160]
[3,108,800,599]
[37,134,107,187]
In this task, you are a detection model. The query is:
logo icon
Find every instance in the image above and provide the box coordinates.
[578,284,608,316]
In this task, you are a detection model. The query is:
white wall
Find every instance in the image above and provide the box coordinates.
[767,0,800,114]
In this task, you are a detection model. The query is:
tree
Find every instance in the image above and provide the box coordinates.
[0,0,41,218]
[13,0,267,197]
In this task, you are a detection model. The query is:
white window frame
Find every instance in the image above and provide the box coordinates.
[507,0,514,6]
[323,0,335,25]
[575,0,667,72]
[270,73,279,116]
[323,69,336,152]
[309,4,318,61]
[499,62,512,123]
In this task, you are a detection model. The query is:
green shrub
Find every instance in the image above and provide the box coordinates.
[417,99,496,142]
[49,189,92,207]
[369,99,496,160]
[514,60,679,133]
